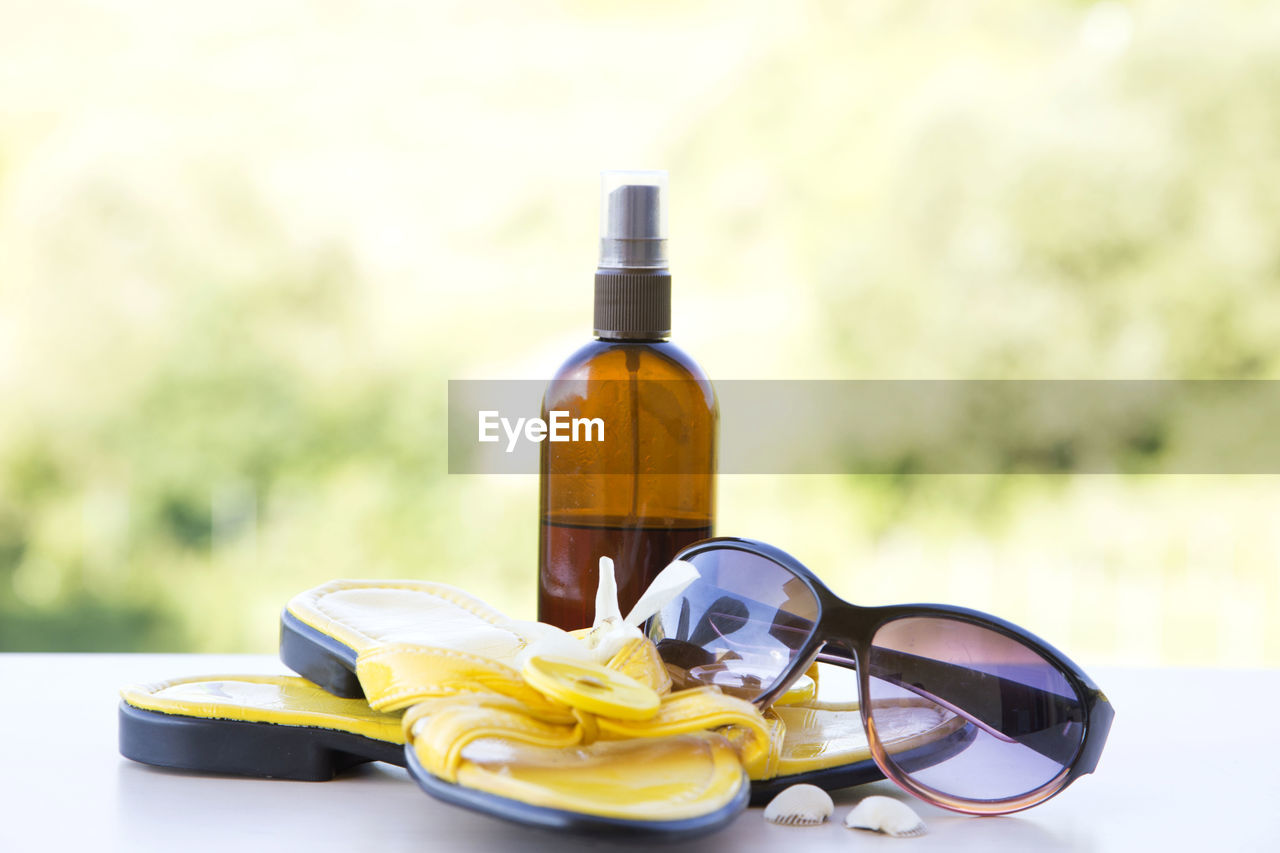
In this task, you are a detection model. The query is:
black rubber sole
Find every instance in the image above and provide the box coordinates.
[279,608,364,699]
[405,743,748,841]
[748,758,885,805]
[119,701,405,781]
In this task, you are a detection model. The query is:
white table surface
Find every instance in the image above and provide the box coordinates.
[0,655,1275,852]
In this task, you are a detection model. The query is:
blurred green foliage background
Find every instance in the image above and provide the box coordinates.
[1,0,1277,665]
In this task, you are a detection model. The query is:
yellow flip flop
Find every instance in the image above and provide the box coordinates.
[387,644,769,837]
[119,675,405,780]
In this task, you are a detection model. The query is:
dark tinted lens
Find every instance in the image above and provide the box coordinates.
[868,617,1086,803]
[646,548,820,701]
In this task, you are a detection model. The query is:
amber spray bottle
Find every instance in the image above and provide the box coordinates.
[537,171,717,630]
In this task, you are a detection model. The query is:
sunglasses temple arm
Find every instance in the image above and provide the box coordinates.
[817,646,1085,766]
[814,650,858,670]
[814,650,1014,743]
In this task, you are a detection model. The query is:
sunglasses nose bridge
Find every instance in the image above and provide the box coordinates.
[815,597,862,646]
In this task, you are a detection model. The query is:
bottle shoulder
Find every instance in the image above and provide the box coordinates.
[550,340,712,383]
[545,340,716,413]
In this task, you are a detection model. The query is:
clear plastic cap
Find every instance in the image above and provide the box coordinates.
[598,170,668,270]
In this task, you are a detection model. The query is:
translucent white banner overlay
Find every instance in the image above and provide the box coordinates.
[448,380,1280,474]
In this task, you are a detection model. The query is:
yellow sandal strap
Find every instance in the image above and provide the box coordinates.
[402,684,772,783]
[598,686,772,770]
[602,637,673,695]
[356,635,674,713]
[356,644,551,713]
[403,695,582,782]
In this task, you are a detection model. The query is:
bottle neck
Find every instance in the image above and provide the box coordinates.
[595,330,670,342]
[592,268,672,340]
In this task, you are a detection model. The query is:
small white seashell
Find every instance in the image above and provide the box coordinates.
[763,784,834,826]
[843,796,927,838]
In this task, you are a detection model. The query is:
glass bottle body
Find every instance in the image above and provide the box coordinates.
[537,339,717,630]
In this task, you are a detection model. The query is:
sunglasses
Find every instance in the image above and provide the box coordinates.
[645,537,1114,815]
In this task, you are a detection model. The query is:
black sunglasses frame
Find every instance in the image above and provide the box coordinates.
[666,537,1115,815]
